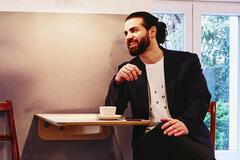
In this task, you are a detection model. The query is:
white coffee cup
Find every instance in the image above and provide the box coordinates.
[99,106,116,116]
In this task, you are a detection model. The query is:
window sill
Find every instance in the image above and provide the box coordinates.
[215,150,240,160]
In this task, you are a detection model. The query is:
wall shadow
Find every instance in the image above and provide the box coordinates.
[21,117,117,160]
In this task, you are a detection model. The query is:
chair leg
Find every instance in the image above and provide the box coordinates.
[1,100,20,160]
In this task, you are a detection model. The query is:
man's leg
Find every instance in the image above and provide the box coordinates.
[133,123,215,160]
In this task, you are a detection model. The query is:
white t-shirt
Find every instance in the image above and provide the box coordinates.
[145,57,171,131]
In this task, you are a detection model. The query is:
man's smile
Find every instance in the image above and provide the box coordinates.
[128,40,138,48]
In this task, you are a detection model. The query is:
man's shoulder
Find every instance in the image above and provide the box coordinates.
[164,48,198,60]
[129,56,141,64]
[165,48,196,56]
[118,56,141,68]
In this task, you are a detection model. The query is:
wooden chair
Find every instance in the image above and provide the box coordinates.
[0,100,20,160]
[208,101,216,150]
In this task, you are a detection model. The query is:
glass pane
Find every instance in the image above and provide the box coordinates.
[201,15,231,150]
[152,13,184,51]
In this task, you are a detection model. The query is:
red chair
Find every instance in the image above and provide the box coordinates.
[208,101,216,151]
[0,100,20,160]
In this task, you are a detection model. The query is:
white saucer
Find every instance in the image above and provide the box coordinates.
[97,114,122,120]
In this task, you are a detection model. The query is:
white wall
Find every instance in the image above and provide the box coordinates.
[0,0,152,13]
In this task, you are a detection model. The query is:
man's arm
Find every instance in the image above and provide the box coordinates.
[105,63,142,115]
[178,54,211,131]
[105,77,128,115]
[161,54,211,137]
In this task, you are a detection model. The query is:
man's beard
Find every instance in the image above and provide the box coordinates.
[127,33,150,56]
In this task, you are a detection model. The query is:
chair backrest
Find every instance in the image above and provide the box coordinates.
[208,101,216,150]
[0,100,20,160]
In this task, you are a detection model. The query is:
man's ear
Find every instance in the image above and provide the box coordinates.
[149,26,157,39]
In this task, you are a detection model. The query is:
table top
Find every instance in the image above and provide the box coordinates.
[35,113,151,127]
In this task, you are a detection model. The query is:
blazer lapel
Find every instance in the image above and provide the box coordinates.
[134,57,149,117]
[164,50,178,112]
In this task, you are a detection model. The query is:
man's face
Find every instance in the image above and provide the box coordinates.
[124,18,150,56]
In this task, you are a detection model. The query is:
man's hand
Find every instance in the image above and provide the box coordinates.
[115,63,142,84]
[160,118,189,137]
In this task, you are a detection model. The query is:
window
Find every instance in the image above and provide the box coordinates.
[201,14,231,150]
[194,2,240,153]
[153,13,184,51]
[151,1,192,51]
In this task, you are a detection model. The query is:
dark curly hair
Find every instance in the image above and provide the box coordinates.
[125,11,167,44]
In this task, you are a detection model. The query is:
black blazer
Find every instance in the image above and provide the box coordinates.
[105,47,212,151]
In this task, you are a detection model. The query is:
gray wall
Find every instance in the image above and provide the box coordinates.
[0,12,133,160]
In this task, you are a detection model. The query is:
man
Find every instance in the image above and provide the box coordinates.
[105,11,215,160]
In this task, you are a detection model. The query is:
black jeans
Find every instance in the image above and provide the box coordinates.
[133,123,215,160]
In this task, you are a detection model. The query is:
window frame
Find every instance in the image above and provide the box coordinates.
[193,1,240,152]
[151,1,192,52]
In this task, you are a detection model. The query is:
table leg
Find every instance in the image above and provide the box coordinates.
[112,126,124,160]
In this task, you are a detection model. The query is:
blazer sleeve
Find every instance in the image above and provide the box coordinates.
[105,63,130,115]
[178,54,211,130]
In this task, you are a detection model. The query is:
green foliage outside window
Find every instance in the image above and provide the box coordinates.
[204,102,229,150]
[202,15,230,150]
[153,13,184,51]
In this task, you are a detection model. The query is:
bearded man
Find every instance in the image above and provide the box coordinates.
[105,11,215,160]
